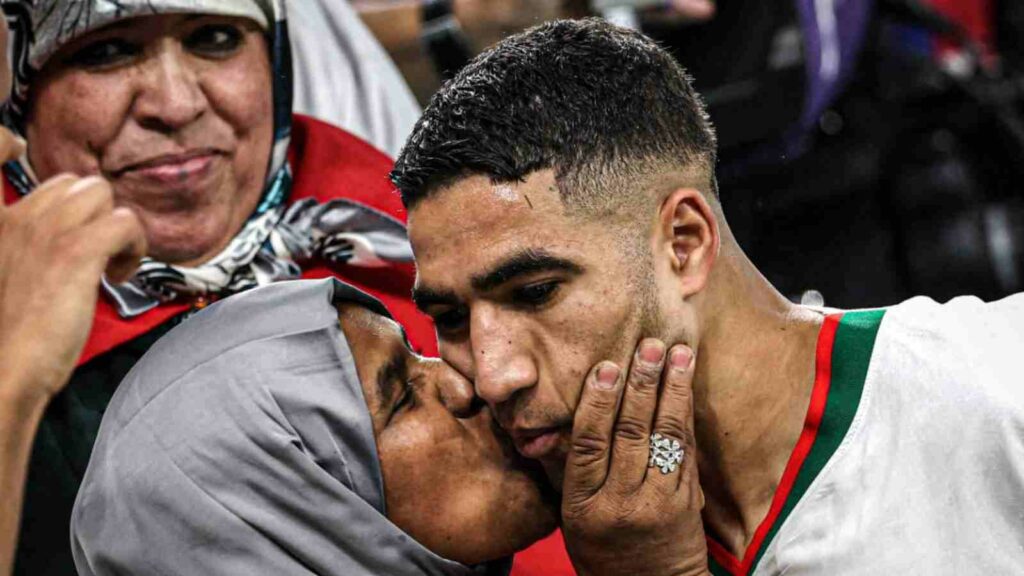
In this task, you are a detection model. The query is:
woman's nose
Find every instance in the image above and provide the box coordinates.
[427,359,480,418]
[133,41,207,131]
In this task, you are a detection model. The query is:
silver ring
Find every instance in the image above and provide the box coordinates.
[648,433,684,474]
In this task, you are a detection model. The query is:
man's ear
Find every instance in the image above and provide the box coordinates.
[657,188,720,297]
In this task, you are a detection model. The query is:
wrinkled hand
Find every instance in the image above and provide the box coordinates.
[562,339,708,576]
[0,129,146,405]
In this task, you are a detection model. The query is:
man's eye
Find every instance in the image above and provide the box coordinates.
[66,39,140,68]
[432,307,469,335]
[512,281,560,307]
[185,24,243,56]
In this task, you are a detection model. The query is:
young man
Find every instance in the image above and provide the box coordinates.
[391,18,1024,575]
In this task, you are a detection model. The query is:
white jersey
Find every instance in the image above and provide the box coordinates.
[707,294,1024,575]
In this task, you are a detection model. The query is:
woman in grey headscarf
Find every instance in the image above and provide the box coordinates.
[71,279,560,575]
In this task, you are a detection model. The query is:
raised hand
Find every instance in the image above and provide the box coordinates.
[0,144,146,405]
[0,125,147,576]
[561,339,708,576]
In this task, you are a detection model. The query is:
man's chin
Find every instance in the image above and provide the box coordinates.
[507,448,562,527]
[526,429,571,493]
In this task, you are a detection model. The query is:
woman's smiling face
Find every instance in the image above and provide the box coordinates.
[338,303,560,566]
[25,13,273,266]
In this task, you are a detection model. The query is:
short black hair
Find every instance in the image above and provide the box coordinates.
[391,18,718,213]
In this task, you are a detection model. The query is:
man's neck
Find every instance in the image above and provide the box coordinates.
[690,245,824,557]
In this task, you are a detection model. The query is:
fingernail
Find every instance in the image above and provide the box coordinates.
[594,363,620,390]
[637,339,666,365]
[670,346,693,370]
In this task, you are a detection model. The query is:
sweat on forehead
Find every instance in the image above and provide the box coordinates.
[390,17,718,214]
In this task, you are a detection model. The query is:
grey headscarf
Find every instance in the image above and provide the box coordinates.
[71,279,508,576]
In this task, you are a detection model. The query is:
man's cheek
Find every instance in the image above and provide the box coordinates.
[559,325,638,413]
[548,298,620,409]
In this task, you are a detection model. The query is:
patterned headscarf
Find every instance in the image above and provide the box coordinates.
[1,0,413,317]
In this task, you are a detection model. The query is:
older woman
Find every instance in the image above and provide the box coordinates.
[1,2,433,574]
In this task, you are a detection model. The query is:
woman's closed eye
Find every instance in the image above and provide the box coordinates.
[377,348,431,424]
[392,382,415,415]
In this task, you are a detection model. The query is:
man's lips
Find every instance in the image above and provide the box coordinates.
[511,425,568,460]
[113,149,221,183]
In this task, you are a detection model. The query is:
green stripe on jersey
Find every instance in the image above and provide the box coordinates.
[748,309,886,572]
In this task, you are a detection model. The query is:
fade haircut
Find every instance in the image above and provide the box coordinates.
[391,18,718,218]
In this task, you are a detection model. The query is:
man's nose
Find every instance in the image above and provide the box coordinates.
[133,42,207,131]
[470,310,537,408]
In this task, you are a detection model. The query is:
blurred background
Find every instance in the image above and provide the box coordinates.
[349,0,1024,309]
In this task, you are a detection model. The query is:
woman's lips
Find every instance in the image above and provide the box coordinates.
[117,151,218,185]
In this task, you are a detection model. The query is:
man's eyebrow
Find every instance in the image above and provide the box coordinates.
[471,249,584,292]
[411,286,459,310]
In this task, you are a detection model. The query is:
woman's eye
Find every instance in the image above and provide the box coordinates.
[67,40,140,68]
[512,281,560,307]
[185,25,243,56]
[393,384,415,413]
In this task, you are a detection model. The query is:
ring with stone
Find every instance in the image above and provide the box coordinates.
[648,432,684,474]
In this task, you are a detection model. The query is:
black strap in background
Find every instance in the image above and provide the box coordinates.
[420,0,473,80]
